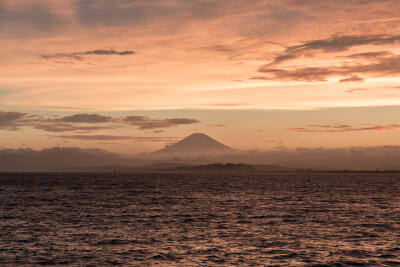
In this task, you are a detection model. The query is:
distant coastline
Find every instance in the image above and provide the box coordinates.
[2,163,400,174]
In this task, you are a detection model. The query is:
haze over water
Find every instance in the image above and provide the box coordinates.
[1,172,400,266]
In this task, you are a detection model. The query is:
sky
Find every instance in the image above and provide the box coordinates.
[2,0,400,155]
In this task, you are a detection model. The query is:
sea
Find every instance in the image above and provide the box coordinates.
[0,172,399,266]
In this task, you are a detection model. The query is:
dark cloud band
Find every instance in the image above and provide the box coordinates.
[0,111,200,133]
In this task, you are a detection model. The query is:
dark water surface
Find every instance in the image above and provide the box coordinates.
[1,172,400,266]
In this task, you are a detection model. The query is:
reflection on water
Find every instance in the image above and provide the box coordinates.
[1,172,400,266]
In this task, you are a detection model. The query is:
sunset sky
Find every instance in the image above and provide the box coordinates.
[2,0,400,154]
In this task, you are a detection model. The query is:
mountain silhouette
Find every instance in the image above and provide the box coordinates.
[152,133,234,155]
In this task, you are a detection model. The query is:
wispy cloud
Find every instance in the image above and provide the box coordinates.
[124,116,200,130]
[61,114,115,123]
[346,88,370,93]
[339,76,365,83]
[259,53,400,82]
[289,123,400,133]
[40,49,135,60]
[57,135,180,142]
[0,111,27,130]
[56,135,134,141]
[345,51,393,59]
[266,35,400,66]
[34,123,115,133]
[256,34,400,82]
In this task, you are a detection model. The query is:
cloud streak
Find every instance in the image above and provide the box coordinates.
[339,76,365,83]
[259,52,400,81]
[34,123,115,133]
[255,34,400,82]
[266,34,400,66]
[61,114,115,123]
[289,124,400,133]
[124,116,200,130]
[40,49,135,60]
[346,88,370,93]
[57,135,180,142]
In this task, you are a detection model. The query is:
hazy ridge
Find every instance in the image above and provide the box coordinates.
[2,134,400,171]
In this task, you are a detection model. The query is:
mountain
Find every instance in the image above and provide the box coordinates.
[152,133,234,156]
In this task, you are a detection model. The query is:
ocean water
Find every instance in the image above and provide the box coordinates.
[0,172,400,266]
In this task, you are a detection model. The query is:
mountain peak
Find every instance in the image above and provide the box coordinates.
[152,133,233,155]
[189,132,207,136]
[184,133,216,141]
